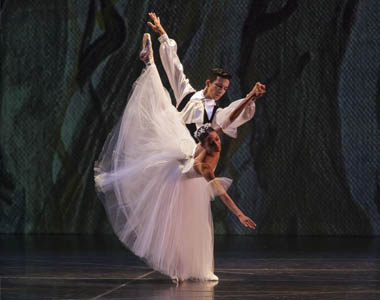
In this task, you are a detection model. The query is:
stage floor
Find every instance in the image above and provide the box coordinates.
[1,235,380,299]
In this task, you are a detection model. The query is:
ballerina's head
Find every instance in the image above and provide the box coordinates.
[194,124,221,153]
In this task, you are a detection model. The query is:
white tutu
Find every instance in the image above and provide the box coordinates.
[94,65,231,280]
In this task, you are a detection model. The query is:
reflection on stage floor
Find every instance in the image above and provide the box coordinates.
[1,235,380,299]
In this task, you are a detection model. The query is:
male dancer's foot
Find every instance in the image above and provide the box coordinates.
[139,33,154,65]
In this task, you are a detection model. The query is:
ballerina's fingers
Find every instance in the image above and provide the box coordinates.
[246,219,257,229]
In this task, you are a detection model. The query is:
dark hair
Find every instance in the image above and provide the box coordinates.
[207,68,232,83]
[194,123,215,144]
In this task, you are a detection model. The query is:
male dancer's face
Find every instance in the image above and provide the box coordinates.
[205,76,230,101]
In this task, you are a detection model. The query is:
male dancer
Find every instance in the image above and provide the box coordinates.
[147,12,266,138]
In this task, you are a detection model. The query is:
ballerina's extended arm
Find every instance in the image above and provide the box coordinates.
[195,163,257,229]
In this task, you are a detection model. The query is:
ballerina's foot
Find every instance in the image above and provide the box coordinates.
[139,33,154,65]
[171,276,184,285]
[207,273,219,281]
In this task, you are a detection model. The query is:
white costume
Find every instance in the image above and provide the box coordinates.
[94,64,231,280]
[158,34,256,138]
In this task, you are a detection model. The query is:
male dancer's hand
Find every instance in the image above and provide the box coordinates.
[247,82,266,101]
[147,12,166,36]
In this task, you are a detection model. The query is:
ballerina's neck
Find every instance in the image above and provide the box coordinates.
[203,151,219,169]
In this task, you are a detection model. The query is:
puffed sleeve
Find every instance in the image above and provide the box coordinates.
[208,177,233,200]
[213,99,256,138]
[158,34,196,107]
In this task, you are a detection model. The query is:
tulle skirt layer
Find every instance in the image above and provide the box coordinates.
[94,65,214,280]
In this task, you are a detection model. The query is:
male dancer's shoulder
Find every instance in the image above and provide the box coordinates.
[177,92,196,111]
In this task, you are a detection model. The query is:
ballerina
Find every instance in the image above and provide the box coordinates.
[94,33,265,282]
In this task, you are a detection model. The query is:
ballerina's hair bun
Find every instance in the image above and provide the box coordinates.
[194,123,215,144]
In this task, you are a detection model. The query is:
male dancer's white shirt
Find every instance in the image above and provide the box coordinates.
[158,34,255,138]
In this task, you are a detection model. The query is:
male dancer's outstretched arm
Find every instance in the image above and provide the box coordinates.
[216,82,266,133]
[193,83,265,159]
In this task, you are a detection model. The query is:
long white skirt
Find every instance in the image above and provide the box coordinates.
[94,65,217,280]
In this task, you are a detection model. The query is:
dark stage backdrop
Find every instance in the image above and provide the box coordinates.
[0,0,379,235]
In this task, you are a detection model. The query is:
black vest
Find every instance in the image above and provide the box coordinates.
[177,92,218,140]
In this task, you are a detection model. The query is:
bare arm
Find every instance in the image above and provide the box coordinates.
[147,12,166,36]
[221,82,266,130]
[195,163,256,229]
[218,191,256,229]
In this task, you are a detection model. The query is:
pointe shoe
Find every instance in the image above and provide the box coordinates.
[171,275,185,285]
[207,273,219,281]
[139,33,154,65]
[171,276,178,285]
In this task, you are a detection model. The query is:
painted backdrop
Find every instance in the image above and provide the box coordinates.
[1,0,379,235]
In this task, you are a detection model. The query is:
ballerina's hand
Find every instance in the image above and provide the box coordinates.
[238,214,256,230]
[147,12,166,35]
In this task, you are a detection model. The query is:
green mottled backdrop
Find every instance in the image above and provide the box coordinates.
[1,0,379,235]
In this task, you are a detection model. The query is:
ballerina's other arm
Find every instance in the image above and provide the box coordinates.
[195,163,257,230]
